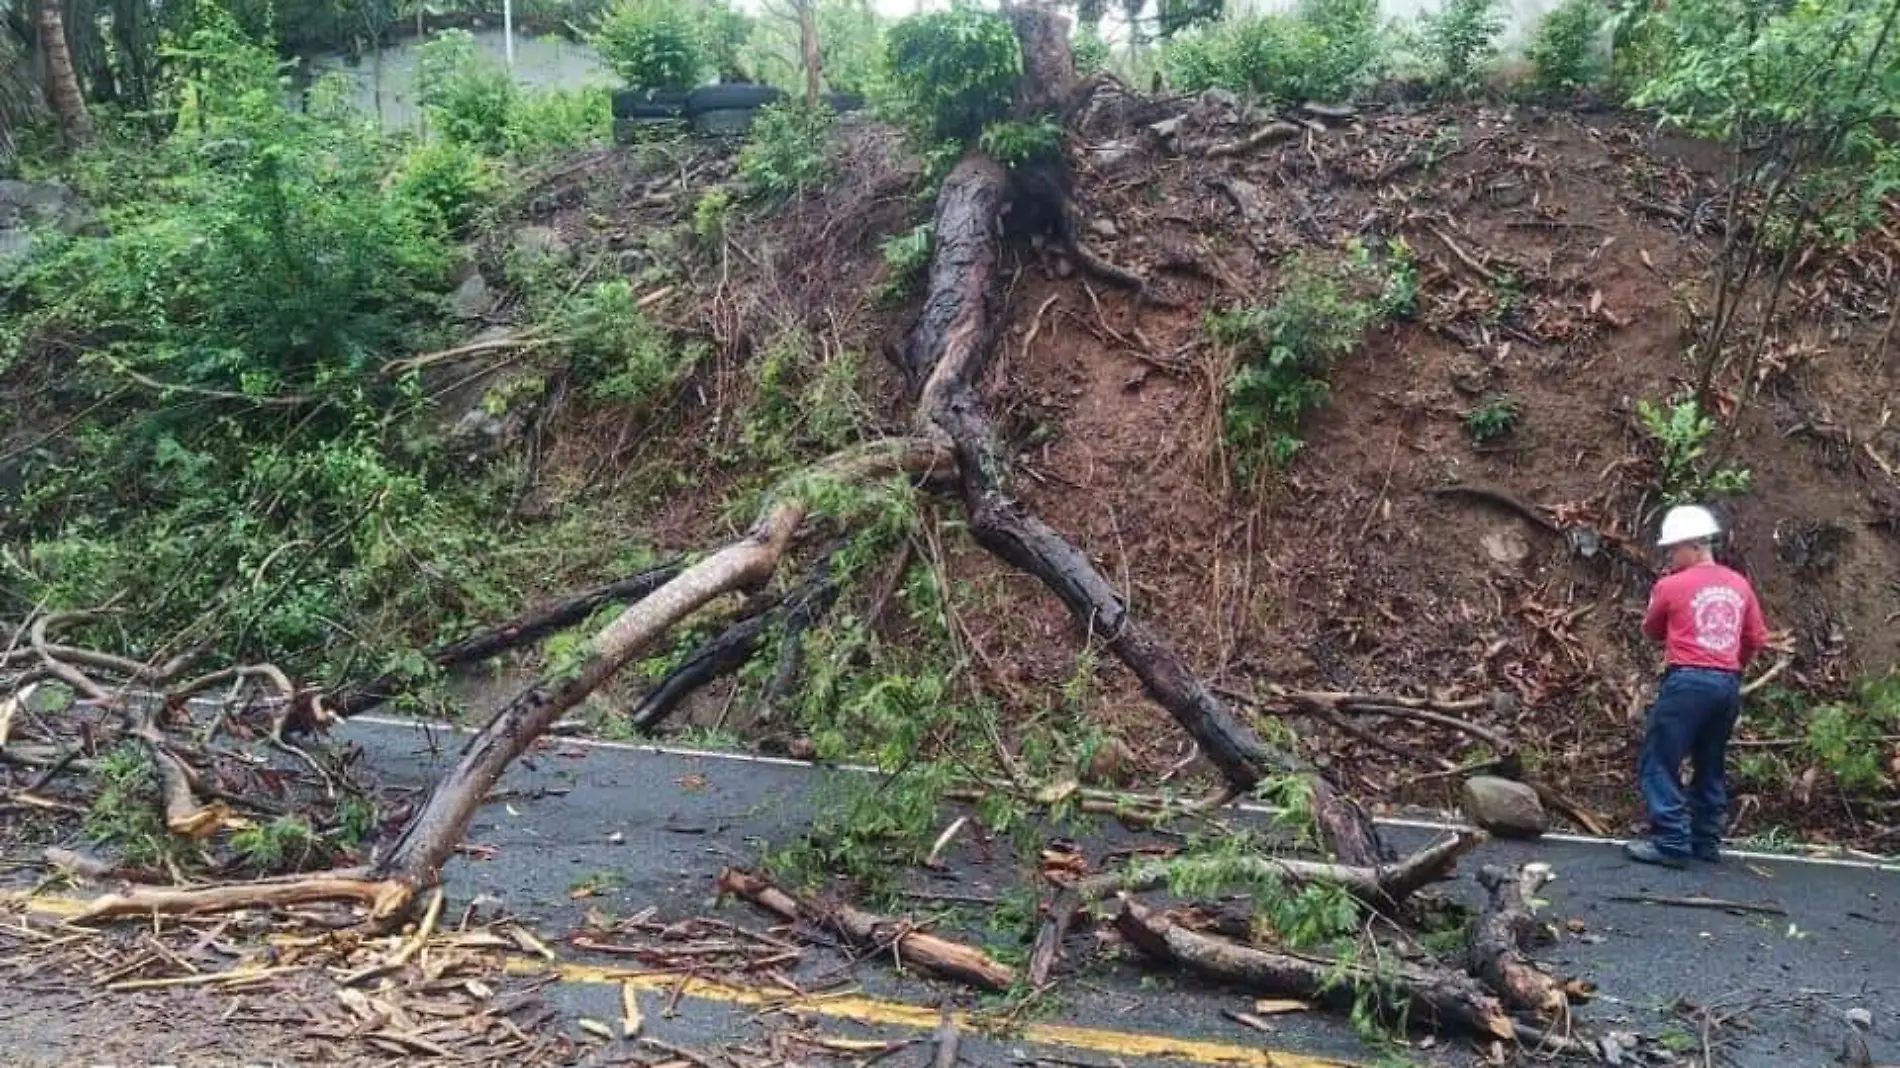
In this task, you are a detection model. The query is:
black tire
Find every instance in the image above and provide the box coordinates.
[823,91,865,113]
[686,84,783,114]
[691,107,761,137]
[611,89,691,118]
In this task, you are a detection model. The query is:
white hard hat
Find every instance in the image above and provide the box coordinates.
[1657,504,1721,548]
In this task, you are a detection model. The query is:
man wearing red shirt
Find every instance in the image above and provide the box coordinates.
[1627,504,1769,867]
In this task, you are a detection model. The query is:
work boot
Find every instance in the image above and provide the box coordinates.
[1692,841,1723,864]
[1624,839,1689,869]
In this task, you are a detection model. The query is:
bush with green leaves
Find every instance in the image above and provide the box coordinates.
[392,138,499,230]
[418,30,521,153]
[978,115,1063,168]
[737,102,835,199]
[1805,673,1900,793]
[562,279,707,405]
[1464,395,1522,443]
[593,0,707,91]
[506,86,613,153]
[1073,25,1111,75]
[1162,0,1385,104]
[1526,0,1606,96]
[883,6,1022,143]
[876,221,933,304]
[1635,397,1752,502]
[1417,0,1505,94]
[1212,255,1381,473]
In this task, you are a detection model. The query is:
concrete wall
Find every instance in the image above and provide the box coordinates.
[1228,0,1572,54]
[305,28,613,132]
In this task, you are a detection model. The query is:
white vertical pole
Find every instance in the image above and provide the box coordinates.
[503,0,516,66]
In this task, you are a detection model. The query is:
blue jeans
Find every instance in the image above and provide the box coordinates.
[1639,667,1742,856]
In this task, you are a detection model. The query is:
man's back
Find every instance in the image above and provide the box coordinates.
[1641,561,1767,673]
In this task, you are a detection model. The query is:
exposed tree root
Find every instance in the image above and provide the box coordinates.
[1115,897,1515,1041]
[1201,121,1302,159]
[908,151,1384,866]
[328,561,685,721]
[1468,864,1570,1021]
[716,867,1016,991]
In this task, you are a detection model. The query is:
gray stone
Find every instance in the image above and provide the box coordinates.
[1846,1008,1873,1030]
[448,270,493,321]
[1088,217,1119,241]
[1462,775,1547,838]
[509,224,572,267]
[616,248,648,275]
[0,179,95,272]
[1148,116,1184,140]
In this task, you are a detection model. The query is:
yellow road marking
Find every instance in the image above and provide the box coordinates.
[5,893,1355,1067]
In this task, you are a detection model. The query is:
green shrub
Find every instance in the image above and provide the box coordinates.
[1464,395,1522,443]
[1213,255,1380,473]
[594,0,707,91]
[876,222,933,304]
[1418,0,1505,94]
[562,280,707,405]
[392,138,499,230]
[1163,0,1384,104]
[694,187,733,244]
[418,30,520,153]
[1526,0,1606,96]
[978,115,1063,168]
[1806,674,1900,793]
[1073,25,1111,74]
[505,86,613,153]
[737,102,835,199]
[1636,397,1751,502]
[884,6,1022,143]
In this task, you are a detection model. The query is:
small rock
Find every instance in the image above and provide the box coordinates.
[510,224,573,267]
[616,248,647,275]
[448,270,493,320]
[1846,1007,1873,1030]
[1200,87,1240,113]
[1148,116,1184,141]
[1088,217,1119,241]
[1462,775,1547,838]
[1052,255,1075,279]
[1482,527,1531,567]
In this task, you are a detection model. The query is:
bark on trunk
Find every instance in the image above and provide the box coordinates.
[907,153,1384,865]
[36,0,91,144]
[374,440,948,884]
[1115,898,1514,1040]
[1468,864,1568,1020]
[717,867,1015,991]
[796,0,822,107]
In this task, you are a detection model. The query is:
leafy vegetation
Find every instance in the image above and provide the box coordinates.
[1163,0,1384,104]
[876,222,934,304]
[1635,397,1752,502]
[593,0,709,91]
[1464,395,1521,443]
[738,102,836,200]
[1416,0,1505,95]
[978,116,1064,169]
[1211,253,1386,474]
[883,6,1022,143]
[1526,0,1607,96]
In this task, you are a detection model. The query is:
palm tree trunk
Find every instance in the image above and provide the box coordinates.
[37,0,92,144]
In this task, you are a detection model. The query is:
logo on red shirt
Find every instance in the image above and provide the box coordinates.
[1689,585,1744,655]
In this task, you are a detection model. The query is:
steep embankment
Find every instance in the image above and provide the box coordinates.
[508,93,1899,849]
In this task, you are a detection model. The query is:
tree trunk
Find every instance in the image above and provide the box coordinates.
[1116,898,1515,1040]
[37,0,91,145]
[796,0,822,107]
[1467,864,1568,1020]
[372,440,948,885]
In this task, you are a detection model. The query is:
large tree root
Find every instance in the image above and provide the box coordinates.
[1027,833,1480,985]
[716,867,1015,991]
[1115,898,1515,1041]
[908,152,1383,866]
[1468,864,1569,1021]
[328,561,685,721]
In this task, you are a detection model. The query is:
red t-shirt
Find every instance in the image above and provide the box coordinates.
[1642,561,1768,672]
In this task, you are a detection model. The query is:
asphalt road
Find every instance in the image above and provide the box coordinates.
[332,715,1900,1068]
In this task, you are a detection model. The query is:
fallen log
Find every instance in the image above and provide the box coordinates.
[1027,833,1480,985]
[1115,897,1515,1041]
[1468,864,1569,1020]
[716,867,1016,992]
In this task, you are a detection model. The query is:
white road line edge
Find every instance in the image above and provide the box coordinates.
[346,714,1899,873]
